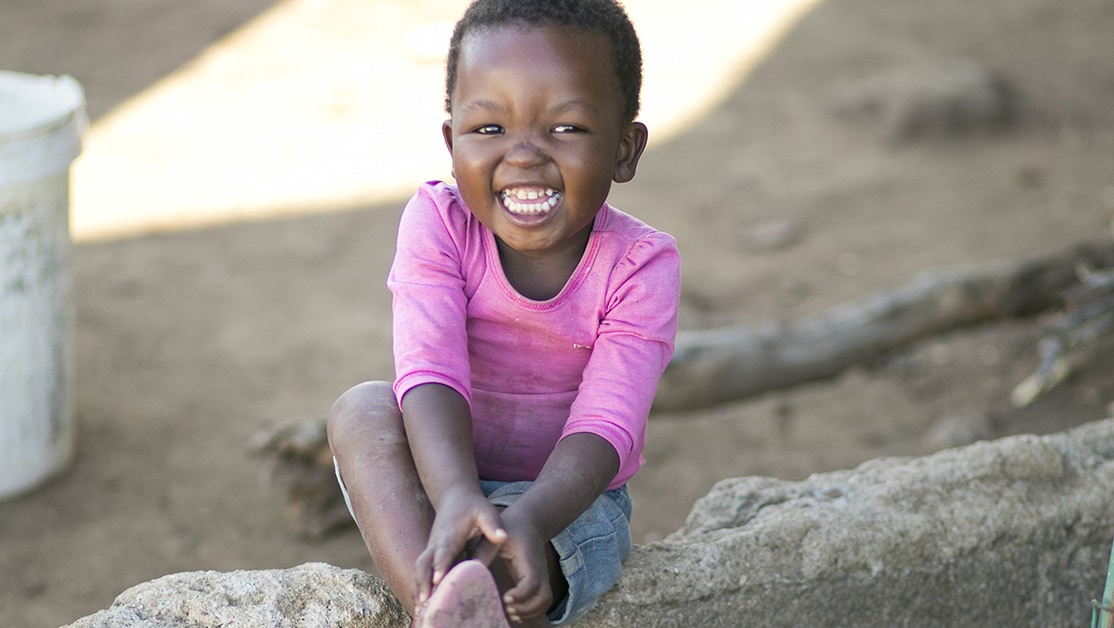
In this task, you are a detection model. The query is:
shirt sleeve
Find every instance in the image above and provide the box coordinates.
[388,183,473,407]
[561,232,681,487]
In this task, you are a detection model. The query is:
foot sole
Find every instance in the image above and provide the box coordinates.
[415,560,511,628]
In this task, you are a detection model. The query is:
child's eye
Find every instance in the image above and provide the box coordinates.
[552,124,584,134]
[473,125,503,135]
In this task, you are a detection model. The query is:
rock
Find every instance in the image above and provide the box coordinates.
[67,419,1114,628]
[248,418,352,539]
[834,58,1017,142]
[584,419,1114,627]
[66,562,409,628]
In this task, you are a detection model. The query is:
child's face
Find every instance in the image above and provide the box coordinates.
[443,25,647,258]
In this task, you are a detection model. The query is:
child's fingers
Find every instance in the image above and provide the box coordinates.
[486,525,508,545]
[464,510,506,567]
[469,537,500,566]
[503,576,550,623]
[497,549,549,621]
[431,543,461,585]
[416,534,463,592]
[477,509,508,545]
[413,550,435,609]
[425,521,477,584]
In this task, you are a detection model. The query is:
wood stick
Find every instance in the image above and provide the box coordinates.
[654,241,1114,412]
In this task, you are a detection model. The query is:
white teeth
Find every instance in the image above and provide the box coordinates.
[500,188,561,215]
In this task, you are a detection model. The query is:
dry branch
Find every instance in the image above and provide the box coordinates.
[1011,264,1114,406]
[654,240,1114,413]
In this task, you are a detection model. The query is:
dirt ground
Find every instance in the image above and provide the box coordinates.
[3,0,1114,626]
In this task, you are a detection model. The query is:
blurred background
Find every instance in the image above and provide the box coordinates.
[4,0,819,241]
[2,0,1113,625]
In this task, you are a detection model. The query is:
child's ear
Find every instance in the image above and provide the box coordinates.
[442,119,455,156]
[442,119,456,179]
[612,121,648,183]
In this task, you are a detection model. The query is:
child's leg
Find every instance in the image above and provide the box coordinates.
[329,384,572,626]
[327,380,432,612]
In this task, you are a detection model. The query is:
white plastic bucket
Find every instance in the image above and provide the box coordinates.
[0,71,87,499]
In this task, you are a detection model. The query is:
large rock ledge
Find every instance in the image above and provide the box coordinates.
[69,419,1114,628]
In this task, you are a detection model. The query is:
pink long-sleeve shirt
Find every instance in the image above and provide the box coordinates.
[389,182,679,490]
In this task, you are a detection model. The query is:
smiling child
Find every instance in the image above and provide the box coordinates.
[327,1,679,626]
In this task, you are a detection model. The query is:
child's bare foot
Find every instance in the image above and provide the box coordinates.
[414,560,512,628]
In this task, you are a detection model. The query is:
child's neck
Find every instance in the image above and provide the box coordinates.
[495,227,592,301]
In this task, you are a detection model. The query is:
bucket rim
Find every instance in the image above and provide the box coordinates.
[0,71,86,139]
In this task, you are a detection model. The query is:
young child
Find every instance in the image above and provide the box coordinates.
[327,0,679,625]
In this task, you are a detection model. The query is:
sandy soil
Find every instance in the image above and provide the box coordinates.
[3,0,1114,626]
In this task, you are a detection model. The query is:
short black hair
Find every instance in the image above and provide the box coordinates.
[444,0,642,124]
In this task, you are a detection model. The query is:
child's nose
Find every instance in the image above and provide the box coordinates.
[503,138,548,168]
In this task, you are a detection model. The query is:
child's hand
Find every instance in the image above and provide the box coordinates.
[414,488,507,612]
[472,507,553,624]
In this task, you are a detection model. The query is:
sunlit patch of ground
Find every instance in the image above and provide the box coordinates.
[70,0,822,241]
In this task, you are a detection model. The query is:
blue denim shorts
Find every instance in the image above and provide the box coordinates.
[334,461,631,625]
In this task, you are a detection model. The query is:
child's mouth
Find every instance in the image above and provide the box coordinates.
[499,187,562,217]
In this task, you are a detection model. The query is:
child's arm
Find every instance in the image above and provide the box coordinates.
[474,432,620,622]
[402,382,509,608]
